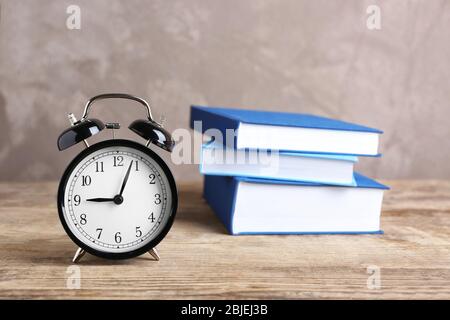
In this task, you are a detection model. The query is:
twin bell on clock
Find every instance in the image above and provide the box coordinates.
[57,93,178,263]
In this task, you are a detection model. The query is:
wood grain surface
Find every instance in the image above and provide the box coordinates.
[0,180,449,299]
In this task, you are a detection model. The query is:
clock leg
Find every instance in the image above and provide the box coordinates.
[148,247,160,261]
[72,247,86,263]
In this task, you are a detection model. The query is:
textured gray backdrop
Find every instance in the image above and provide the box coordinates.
[0,0,449,182]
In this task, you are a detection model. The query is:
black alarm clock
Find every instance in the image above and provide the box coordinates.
[57,93,178,263]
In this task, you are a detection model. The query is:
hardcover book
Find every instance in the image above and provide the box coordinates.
[200,140,358,186]
[191,105,382,156]
[203,174,389,235]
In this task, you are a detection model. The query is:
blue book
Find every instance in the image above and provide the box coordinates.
[200,140,358,186]
[203,174,389,235]
[191,105,382,156]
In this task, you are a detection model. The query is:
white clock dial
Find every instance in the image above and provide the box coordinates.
[61,144,174,254]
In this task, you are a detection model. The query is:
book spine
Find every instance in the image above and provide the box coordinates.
[190,106,240,148]
[203,175,238,234]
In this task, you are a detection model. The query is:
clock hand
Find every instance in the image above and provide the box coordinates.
[86,160,133,205]
[86,197,115,202]
[119,160,134,197]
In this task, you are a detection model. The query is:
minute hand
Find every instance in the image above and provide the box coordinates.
[119,160,134,196]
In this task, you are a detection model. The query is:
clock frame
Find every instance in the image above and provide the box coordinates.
[57,139,178,260]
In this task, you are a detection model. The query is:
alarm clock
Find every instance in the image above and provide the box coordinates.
[57,93,178,263]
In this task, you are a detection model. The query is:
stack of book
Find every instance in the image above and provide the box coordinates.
[190,106,389,235]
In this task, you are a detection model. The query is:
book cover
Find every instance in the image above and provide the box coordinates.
[200,140,358,186]
[203,174,389,235]
[190,105,382,156]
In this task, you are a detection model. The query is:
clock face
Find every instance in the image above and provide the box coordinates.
[57,139,177,259]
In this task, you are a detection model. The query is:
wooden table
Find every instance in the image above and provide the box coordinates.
[0,181,449,299]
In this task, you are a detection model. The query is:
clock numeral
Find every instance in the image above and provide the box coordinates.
[135,161,139,171]
[154,193,161,205]
[113,156,124,167]
[135,226,142,238]
[149,174,156,184]
[80,214,87,225]
[95,161,104,172]
[73,195,81,206]
[81,175,91,186]
[148,212,155,223]
[114,232,122,243]
[96,228,103,239]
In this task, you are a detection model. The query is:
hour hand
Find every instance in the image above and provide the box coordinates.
[86,197,115,202]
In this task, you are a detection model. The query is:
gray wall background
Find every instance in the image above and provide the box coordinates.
[0,0,449,182]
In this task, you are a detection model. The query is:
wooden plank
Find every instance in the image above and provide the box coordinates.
[0,181,449,299]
